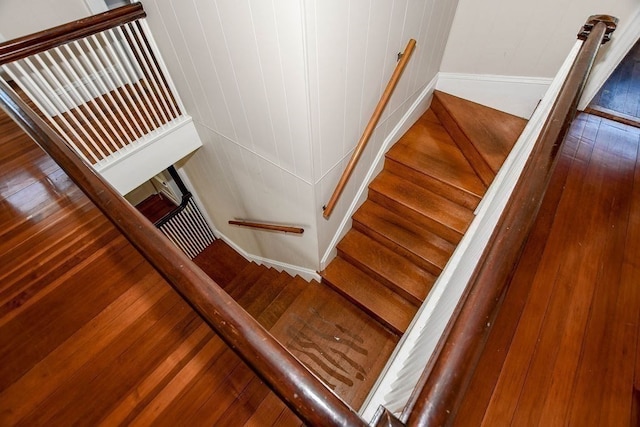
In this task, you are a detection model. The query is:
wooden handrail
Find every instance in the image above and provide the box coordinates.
[0,4,146,65]
[229,220,304,234]
[403,15,617,427]
[0,82,366,427]
[323,38,416,219]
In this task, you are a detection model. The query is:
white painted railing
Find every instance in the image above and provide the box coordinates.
[359,40,584,423]
[0,5,200,195]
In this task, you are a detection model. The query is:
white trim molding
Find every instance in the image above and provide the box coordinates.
[99,117,202,195]
[216,231,321,283]
[436,72,553,119]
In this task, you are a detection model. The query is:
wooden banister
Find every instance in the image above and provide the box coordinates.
[323,38,416,219]
[0,80,366,427]
[0,4,146,65]
[403,15,617,427]
[229,220,304,234]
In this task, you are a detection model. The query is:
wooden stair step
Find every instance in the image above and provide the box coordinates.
[337,230,435,305]
[387,111,486,202]
[321,257,417,334]
[433,90,526,176]
[225,262,264,298]
[257,275,307,330]
[369,170,474,243]
[386,146,482,211]
[385,110,486,211]
[352,200,455,276]
[431,92,495,186]
[193,240,249,288]
[240,268,291,318]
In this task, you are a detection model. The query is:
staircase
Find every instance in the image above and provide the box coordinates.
[193,241,399,409]
[321,91,527,335]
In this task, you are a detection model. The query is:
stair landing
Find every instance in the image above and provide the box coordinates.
[194,241,399,409]
[321,91,526,335]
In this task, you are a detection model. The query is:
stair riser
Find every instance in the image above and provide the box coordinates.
[351,218,443,276]
[369,188,463,245]
[320,276,410,335]
[336,247,424,305]
[384,157,482,210]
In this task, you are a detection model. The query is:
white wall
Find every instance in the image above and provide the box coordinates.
[0,0,91,40]
[144,0,459,271]
[441,0,639,78]
[308,0,459,262]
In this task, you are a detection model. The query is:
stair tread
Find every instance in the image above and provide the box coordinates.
[337,230,435,305]
[321,257,416,334]
[226,262,264,298]
[193,240,249,288]
[257,275,307,330]
[353,200,455,273]
[387,114,486,199]
[434,91,526,173]
[238,267,282,317]
[370,170,474,236]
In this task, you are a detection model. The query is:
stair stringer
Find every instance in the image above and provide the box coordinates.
[358,42,581,422]
[320,75,438,270]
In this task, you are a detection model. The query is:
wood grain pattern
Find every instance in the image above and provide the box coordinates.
[0,103,397,425]
[452,114,640,425]
[589,37,640,122]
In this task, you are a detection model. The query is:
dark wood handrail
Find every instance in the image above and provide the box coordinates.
[0,82,366,427]
[323,38,416,219]
[229,220,304,234]
[0,4,146,65]
[403,15,618,426]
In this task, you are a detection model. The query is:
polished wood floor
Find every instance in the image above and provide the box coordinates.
[454,113,640,425]
[588,38,640,127]
[0,106,397,425]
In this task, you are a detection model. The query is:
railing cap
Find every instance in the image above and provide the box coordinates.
[578,15,618,43]
[0,3,145,65]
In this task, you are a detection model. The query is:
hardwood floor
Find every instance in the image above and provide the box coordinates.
[0,105,397,425]
[587,38,640,127]
[453,113,640,426]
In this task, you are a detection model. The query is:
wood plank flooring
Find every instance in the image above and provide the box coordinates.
[588,40,640,126]
[0,105,397,425]
[587,38,640,127]
[453,113,640,426]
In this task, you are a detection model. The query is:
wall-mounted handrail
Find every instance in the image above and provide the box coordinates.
[229,220,304,234]
[0,4,146,65]
[0,80,367,427]
[402,14,617,427]
[323,38,416,219]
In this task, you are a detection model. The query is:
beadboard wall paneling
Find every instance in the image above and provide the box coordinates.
[441,0,639,78]
[181,123,319,269]
[310,0,460,258]
[144,0,459,270]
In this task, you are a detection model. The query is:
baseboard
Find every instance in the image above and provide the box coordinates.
[216,232,320,283]
[319,76,438,269]
[436,72,552,119]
